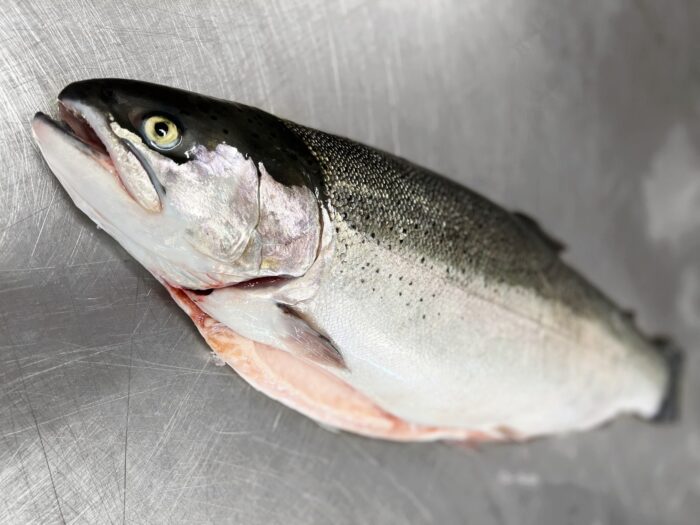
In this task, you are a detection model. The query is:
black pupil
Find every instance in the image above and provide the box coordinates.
[154,121,170,138]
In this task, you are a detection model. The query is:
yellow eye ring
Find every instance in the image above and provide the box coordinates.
[142,115,180,149]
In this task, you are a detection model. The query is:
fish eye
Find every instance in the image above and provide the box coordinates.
[142,115,181,150]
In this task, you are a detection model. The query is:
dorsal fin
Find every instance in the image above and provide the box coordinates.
[512,211,566,254]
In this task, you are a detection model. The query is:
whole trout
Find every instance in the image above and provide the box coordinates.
[31,79,681,442]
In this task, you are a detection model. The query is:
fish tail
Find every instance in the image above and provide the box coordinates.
[650,336,684,423]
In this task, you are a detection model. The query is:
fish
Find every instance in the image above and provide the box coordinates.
[31,79,682,442]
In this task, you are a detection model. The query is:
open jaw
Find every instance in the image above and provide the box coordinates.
[58,101,111,159]
[33,103,117,183]
[32,101,161,208]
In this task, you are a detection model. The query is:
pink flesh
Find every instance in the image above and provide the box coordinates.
[164,284,501,442]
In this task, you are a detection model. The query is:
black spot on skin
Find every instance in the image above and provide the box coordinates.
[191,289,213,296]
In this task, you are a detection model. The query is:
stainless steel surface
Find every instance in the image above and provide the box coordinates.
[1,1,698,523]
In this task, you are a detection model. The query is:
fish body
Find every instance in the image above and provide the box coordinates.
[31,79,680,442]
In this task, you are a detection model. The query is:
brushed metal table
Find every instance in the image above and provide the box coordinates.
[1,1,699,523]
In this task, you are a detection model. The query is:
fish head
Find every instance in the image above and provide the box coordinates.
[31,79,324,290]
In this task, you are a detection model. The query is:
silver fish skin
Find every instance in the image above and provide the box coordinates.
[31,79,680,442]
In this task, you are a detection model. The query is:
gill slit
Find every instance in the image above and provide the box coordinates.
[254,162,263,271]
[120,138,167,203]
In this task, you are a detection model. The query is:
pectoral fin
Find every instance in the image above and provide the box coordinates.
[186,286,346,370]
[275,303,346,369]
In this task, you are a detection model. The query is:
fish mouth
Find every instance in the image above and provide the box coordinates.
[58,101,112,160]
[32,101,118,181]
[33,103,121,188]
[32,100,163,211]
